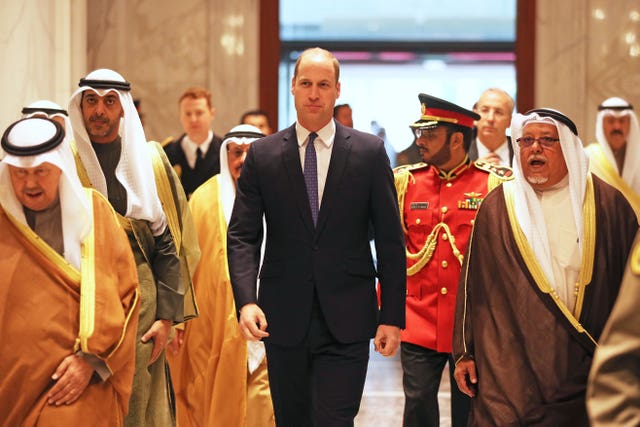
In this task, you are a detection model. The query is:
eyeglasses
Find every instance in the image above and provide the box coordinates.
[516,136,560,147]
[413,128,441,140]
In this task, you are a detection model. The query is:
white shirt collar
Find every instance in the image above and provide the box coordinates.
[182,130,214,156]
[295,120,336,148]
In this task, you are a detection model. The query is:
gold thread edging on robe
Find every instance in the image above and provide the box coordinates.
[502,177,597,346]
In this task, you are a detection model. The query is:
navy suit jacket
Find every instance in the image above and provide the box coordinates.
[228,121,406,346]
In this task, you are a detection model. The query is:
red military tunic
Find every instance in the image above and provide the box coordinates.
[395,157,512,353]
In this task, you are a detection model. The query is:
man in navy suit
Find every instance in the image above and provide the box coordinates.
[227,47,406,426]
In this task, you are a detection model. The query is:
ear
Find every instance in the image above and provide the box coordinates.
[450,131,464,149]
[336,81,341,98]
[291,76,296,95]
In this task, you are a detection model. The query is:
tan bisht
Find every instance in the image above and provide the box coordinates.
[68,67,200,426]
[167,174,248,426]
[0,189,139,426]
[588,232,640,426]
[585,142,640,219]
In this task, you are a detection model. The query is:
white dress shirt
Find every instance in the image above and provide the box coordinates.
[181,130,214,169]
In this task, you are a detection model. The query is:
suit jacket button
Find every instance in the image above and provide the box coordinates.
[313,245,319,251]
[440,287,448,295]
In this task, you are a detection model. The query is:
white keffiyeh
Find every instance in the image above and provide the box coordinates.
[509,110,590,286]
[0,118,91,269]
[219,124,267,373]
[68,69,166,235]
[595,97,640,194]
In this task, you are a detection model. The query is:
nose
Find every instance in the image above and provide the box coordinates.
[486,110,495,121]
[309,84,319,99]
[24,174,40,188]
[93,100,106,115]
[530,139,544,153]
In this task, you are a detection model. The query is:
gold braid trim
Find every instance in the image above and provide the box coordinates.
[407,222,464,276]
[503,178,598,348]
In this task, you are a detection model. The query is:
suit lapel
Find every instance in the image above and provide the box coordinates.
[281,125,315,234]
[316,125,351,236]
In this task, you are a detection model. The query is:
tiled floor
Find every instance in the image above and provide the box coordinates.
[355,344,452,427]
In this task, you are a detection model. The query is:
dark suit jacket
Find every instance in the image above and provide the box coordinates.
[228,121,406,346]
[468,132,514,167]
[163,133,223,196]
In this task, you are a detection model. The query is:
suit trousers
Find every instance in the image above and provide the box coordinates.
[401,342,470,427]
[264,294,370,427]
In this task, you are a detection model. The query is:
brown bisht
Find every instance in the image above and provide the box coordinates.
[453,176,638,426]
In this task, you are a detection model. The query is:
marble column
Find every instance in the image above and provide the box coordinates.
[86,0,260,142]
[536,0,640,143]
[0,0,86,132]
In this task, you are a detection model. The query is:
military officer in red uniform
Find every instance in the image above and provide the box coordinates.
[395,93,513,427]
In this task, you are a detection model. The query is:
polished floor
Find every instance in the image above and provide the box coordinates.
[355,344,452,427]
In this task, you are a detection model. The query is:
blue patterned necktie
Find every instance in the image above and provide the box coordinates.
[304,132,319,226]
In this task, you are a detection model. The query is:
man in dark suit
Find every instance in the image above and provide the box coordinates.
[469,87,514,166]
[227,47,406,427]
[163,87,223,197]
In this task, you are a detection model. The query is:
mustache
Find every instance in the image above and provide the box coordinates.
[609,129,623,135]
[89,114,108,122]
[527,154,546,163]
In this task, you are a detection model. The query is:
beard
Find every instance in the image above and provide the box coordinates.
[525,175,549,186]
[421,138,452,167]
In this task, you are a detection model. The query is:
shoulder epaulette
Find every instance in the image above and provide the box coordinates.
[393,162,428,175]
[393,163,428,235]
[473,161,514,181]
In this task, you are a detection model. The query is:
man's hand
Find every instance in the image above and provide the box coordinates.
[453,358,478,397]
[238,303,269,341]
[167,327,185,355]
[141,319,172,365]
[48,354,94,406]
[373,324,400,357]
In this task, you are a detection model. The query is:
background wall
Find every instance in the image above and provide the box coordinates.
[85,0,259,142]
[536,0,640,144]
[0,0,86,131]
[1,1,639,145]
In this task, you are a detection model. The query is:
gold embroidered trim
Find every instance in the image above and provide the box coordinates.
[631,240,640,275]
[106,288,139,359]
[77,188,97,353]
[459,219,477,357]
[2,206,79,281]
[148,142,183,255]
[503,178,598,347]
[586,143,640,221]
[573,176,596,317]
